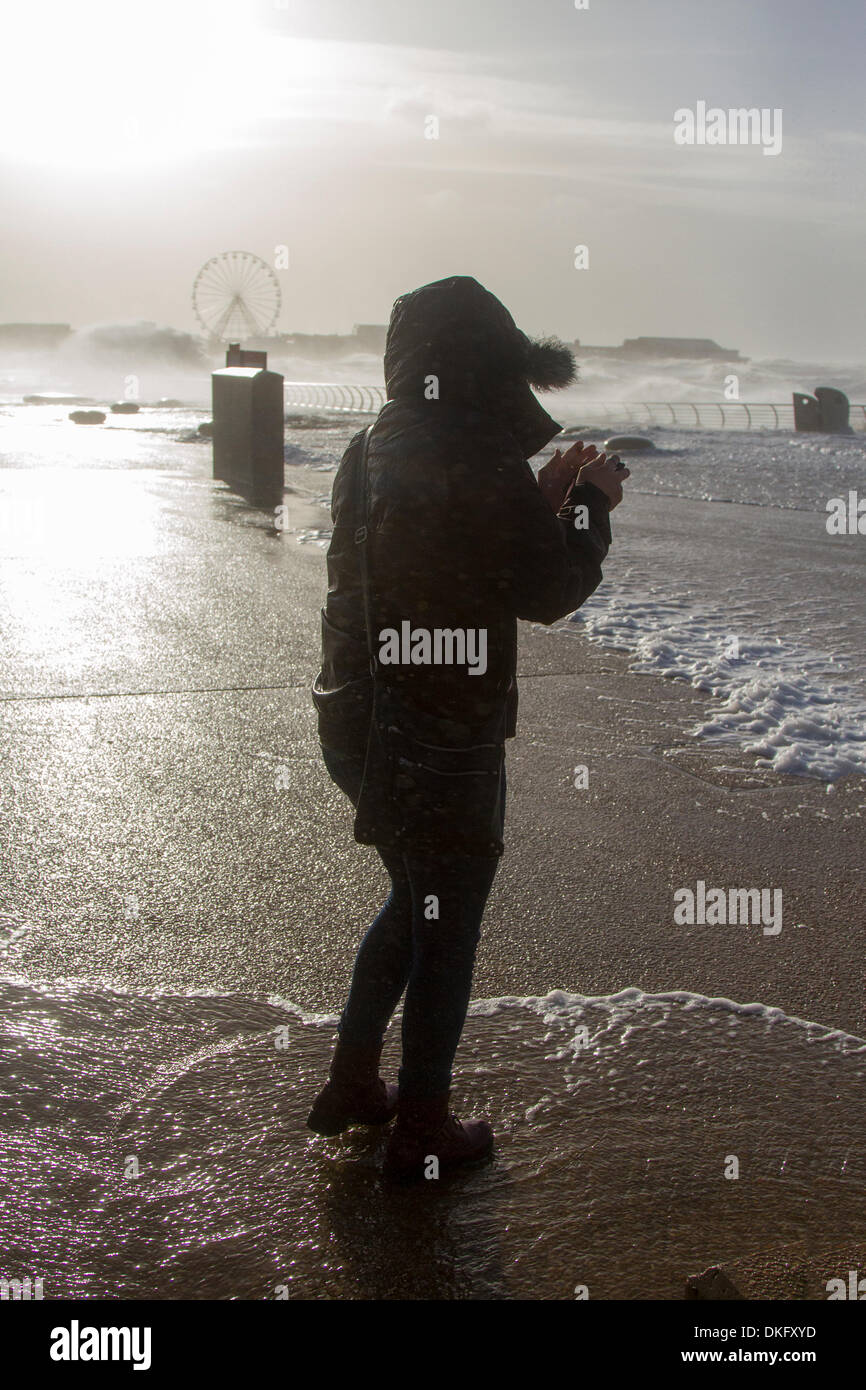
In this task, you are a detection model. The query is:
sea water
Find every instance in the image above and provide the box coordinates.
[2,978,865,1300]
[536,426,866,781]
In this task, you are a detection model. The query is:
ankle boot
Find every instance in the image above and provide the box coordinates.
[382,1093,494,1183]
[307,1038,398,1136]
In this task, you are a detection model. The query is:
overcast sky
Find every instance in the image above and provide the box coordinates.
[1,0,863,357]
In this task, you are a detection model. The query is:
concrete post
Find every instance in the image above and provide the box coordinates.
[792,392,821,432]
[212,346,284,507]
[814,386,852,434]
[794,386,852,434]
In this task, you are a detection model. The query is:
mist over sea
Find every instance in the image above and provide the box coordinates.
[2,317,866,407]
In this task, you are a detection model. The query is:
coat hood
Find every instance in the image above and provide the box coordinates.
[383,276,577,458]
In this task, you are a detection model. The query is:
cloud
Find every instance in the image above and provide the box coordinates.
[384,88,493,130]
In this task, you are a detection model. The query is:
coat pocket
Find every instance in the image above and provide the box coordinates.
[312,607,373,749]
[354,699,505,857]
[311,671,370,715]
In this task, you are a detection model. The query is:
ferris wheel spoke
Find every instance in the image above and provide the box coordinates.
[244,294,269,321]
[239,301,263,338]
[213,296,243,341]
[236,256,257,292]
[228,257,252,299]
[210,261,232,293]
[221,264,241,295]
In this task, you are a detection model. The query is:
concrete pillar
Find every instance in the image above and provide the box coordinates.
[794,387,852,434]
[212,354,284,508]
[793,392,821,432]
[814,386,852,434]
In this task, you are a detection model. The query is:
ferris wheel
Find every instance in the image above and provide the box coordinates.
[192,251,281,342]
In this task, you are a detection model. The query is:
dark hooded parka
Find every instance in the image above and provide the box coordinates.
[313,275,612,758]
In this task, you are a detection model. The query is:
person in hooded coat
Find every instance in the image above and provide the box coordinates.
[307,276,628,1181]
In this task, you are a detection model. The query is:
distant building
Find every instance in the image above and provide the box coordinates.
[246,324,389,358]
[277,332,353,357]
[0,323,72,348]
[621,336,744,361]
[352,324,387,352]
[574,335,745,362]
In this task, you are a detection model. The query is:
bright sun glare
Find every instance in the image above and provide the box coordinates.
[1,0,276,170]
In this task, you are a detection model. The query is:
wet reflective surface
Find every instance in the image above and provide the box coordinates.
[2,981,864,1300]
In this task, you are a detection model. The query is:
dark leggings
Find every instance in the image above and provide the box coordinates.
[321,744,504,1099]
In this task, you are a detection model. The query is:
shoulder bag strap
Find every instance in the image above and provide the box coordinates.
[352,424,378,677]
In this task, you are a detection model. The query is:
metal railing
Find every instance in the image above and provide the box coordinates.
[283,381,386,413]
[282,383,866,431]
[565,401,866,431]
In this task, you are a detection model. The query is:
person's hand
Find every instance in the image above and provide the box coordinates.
[537,440,602,512]
[576,451,630,510]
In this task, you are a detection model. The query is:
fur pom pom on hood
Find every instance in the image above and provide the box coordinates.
[520,334,578,391]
